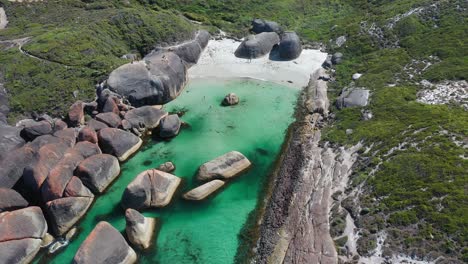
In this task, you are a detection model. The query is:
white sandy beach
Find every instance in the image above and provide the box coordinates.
[188,38,328,89]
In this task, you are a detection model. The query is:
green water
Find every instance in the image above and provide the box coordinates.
[44,78,298,264]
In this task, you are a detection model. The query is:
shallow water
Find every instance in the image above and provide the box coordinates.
[43,78,298,264]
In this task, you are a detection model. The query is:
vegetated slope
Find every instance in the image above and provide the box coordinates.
[0,0,194,121]
[153,0,467,262]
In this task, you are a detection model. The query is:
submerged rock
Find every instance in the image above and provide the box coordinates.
[98,128,142,162]
[75,154,120,193]
[222,93,239,106]
[125,208,156,249]
[159,114,181,138]
[235,32,280,59]
[278,32,302,60]
[183,180,225,201]
[73,221,137,264]
[95,112,121,128]
[197,151,251,181]
[122,169,181,210]
[107,52,187,106]
[156,161,175,173]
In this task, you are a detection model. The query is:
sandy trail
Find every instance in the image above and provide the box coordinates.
[188,38,327,89]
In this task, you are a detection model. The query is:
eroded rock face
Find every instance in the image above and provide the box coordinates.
[73,221,137,264]
[107,52,187,106]
[197,151,251,181]
[252,19,282,34]
[235,32,280,59]
[278,32,302,60]
[125,208,156,249]
[121,169,181,210]
[124,106,167,130]
[336,88,370,109]
[46,196,93,236]
[159,114,181,138]
[98,128,142,162]
[183,180,225,201]
[75,154,120,193]
[0,188,28,212]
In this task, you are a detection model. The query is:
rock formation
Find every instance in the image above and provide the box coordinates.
[121,169,181,210]
[159,114,181,138]
[73,221,137,264]
[95,112,121,128]
[197,151,251,181]
[46,196,94,236]
[68,101,85,127]
[98,128,142,161]
[336,88,370,109]
[235,32,280,59]
[0,124,25,161]
[125,208,156,249]
[75,154,120,193]
[0,188,28,212]
[252,19,282,34]
[222,93,239,106]
[183,180,225,201]
[278,32,302,60]
[156,161,175,173]
[124,106,167,130]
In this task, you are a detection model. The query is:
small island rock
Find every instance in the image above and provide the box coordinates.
[222,93,239,106]
[183,180,225,201]
[125,208,156,249]
[197,151,251,181]
[159,114,181,138]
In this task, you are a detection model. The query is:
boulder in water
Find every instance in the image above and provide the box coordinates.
[159,114,181,138]
[75,154,120,193]
[124,106,167,130]
[73,221,137,264]
[121,169,181,209]
[183,180,225,201]
[278,31,302,60]
[222,93,239,106]
[98,128,142,162]
[197,151,251,181]
[125,208,156,249]
[235,32,280,59]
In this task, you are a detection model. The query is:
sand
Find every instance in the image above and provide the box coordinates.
[0,8,7,30]
[188,38,328,89]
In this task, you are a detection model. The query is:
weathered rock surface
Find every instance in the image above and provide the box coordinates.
[306,68,330,117]
[102,96,120,115]
[278,31,302,60]
[107,52,187,106]
[73,141,101,159]
[159,114,181,138]
[0,238,43,264]
[121,169,181,209]
[235,32,280,59]
[336,88,370,109]
[252,19,282,34]
[78,127,98,144]
[68,101,85,127]
[75,154,120,193]
[195,30,210,49]
[332,52,343,64]
[64,176,94,198]
[124,106,167,130]
[95,112,121,128]
[21,120,53,141]
[197,151,251,181]
[125,208,156,249]
[98,128,142,161]
[0,188,28,212]
[73,221,137,264]
[0,145,35,188]
[222,93,239,106]
[0,206,47,242]
[183,180,225,201]
[0,125,25,161]
[156,161,175,173]
[53,128,77,147]
[86,119,108,131]
[46,196,93,236]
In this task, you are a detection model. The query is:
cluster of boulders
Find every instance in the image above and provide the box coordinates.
[0,30,208,263]
[235,19,303,60]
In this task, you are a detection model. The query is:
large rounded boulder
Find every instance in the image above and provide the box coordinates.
[121,169,181,210]
[125,208,156,250]
[278,31,302,60]
[0,188,28,212]
[124,106,167,130]
[0,125,25,161]
[75,154,120,193]
[98,128,142,162]
[235,32,280,59]
[107,52,187,106]
[252,19,282,34]
[159,114,181,138]
[73,221,137,264]
[197,151,251,181]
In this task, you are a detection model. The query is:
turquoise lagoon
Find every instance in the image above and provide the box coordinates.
[43,78,299,264]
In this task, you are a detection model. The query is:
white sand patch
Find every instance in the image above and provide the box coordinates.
[188,38,328,89]
[0,8,7,30]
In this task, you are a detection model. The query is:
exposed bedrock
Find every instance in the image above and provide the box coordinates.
[197,151,251,181]
[73,221,137,264]
[121,169,181,210]
[0,188,28,212]
[125,208,156,250]
[252,19,282,34]
[278,31,302,60]
[124,106,167,130]
[107,52,187,106]
[75,154,120,194]
[154,30,211,67]
[235,32,280,59]
[183,180,225,201]
[98,128,142,162]
[159,114,181,138]
[0,206,48,264]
